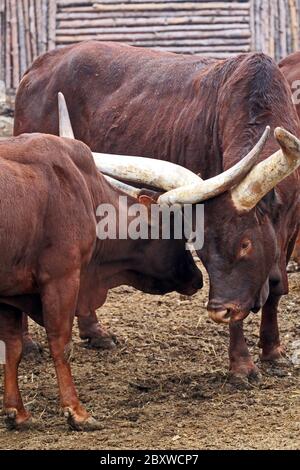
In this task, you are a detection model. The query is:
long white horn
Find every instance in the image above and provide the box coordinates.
[92,152,201,190]
[231,127,300,212]
[58,92,74,139]
[157,127,270,205]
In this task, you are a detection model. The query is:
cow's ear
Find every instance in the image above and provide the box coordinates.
[138,194,158,208]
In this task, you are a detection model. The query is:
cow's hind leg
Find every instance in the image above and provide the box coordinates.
[42,275,102,431]
[259,294,285,362]
[229,321,260,382]
[78,309,116,350]
[0,306,32,429]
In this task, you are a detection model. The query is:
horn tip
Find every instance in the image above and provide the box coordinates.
[263,125,271,138]
[58,91,64,103]
[274,127,300,157]
[274,127,292,145]
[274,126,285,139]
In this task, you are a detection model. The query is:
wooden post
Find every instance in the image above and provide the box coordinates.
[17,0,27,76]
[5,0,12,89]
[279,0,287,60]
[41,0,48,53]
[269,0,275,58]
[23,0,33,67]
[29,0,37,59]
[35,0,42,54]
[0,0,5,83]
[289,0,299,52]
[10,0,20,88]
[48,0,57,50]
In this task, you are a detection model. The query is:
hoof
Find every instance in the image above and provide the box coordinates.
[229,363,261,387]
[260,347,291,377]
[22,336,43,359]
[4,408,33,430]
[88,334,117,350]
[81,329,117,350]
[260,345,286,363]
[64,409,103,431]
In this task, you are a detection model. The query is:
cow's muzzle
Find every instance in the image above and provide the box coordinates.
[207,303,249,324]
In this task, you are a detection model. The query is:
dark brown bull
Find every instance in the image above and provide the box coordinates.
[14,42,300,379]
[279,52,300,270]
[0,132,203,430]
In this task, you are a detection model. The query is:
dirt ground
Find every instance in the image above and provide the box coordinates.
[0,267,299,450]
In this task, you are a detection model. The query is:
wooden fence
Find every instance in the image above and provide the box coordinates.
[1,0,300,95]
[251,0,300,61]
[0,0,56,90]
[56,1,251,56]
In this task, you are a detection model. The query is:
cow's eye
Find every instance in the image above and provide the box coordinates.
[239,239,252,257]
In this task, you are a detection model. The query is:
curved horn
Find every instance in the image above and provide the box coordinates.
[231,127,300,212]
[92,152,201,190]
[58,92,74,139]
[157,126,270,205]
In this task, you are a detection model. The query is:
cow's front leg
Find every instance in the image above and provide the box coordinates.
[22,314,42,357]
[259,294,285,361]
[42,276,102,431]
[78,309,116,350]
[229,320,259,380]
[0,306,32,429]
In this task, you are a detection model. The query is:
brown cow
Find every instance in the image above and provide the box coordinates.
[279,51,300,270]
[14,42,300,379]
[0,131,204,430]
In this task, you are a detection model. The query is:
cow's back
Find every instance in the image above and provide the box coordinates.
[15,42,299,178]
[15,41,219,174]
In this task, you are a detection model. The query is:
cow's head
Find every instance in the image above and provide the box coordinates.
[200,190,281,323]
[202,128,300,323]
